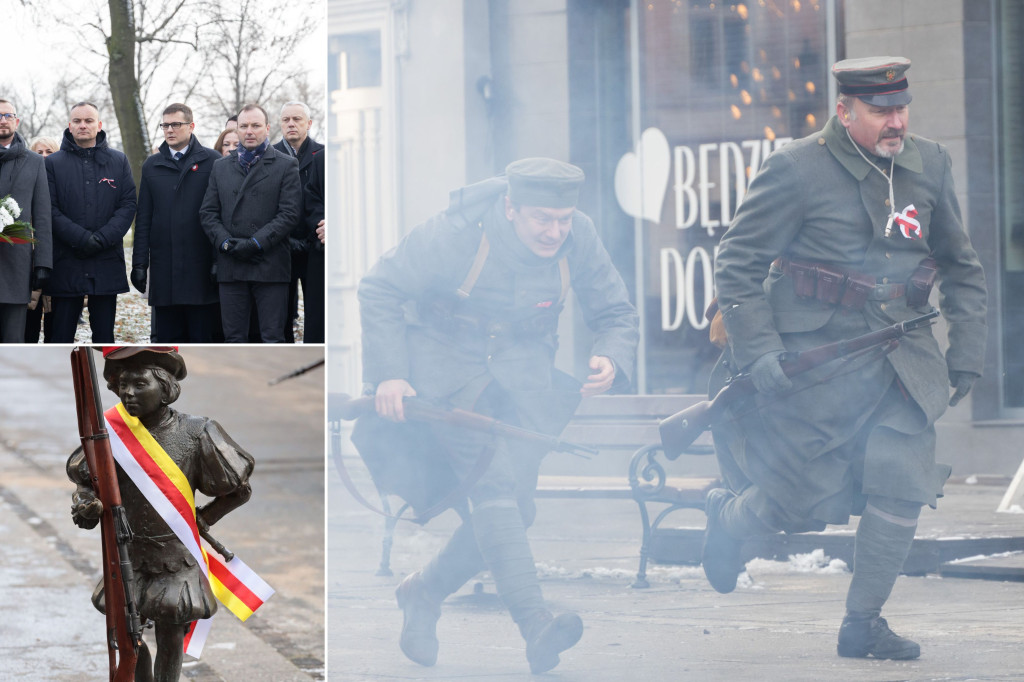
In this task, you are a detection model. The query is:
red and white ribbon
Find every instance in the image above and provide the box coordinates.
[895,204,921,239]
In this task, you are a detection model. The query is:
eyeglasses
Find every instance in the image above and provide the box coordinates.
[0,113,17,121]
[159,121,190,130]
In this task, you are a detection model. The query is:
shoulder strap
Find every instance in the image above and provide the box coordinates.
[457,227,570,303]
[557,257,570,304]
[456,227,489,299]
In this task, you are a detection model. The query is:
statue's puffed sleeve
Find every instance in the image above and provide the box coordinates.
[194,419,255,527]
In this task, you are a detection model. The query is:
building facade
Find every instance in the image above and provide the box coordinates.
[328,0,1023,474]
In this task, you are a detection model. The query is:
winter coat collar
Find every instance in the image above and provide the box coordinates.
[0,131,27,163]
[823,115,923,181]
[60,128,111,160]
[156,134,209,164]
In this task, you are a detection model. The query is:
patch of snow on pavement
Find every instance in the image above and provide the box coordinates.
[746,548,849,575]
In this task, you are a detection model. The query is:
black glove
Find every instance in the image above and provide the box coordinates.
[949,371,979,407]
[130,266,147,293]
[750,350,792,395]
[231,237,263,263]
[289,236,311,254]
[78,233,105,257]
[30,266,51,290]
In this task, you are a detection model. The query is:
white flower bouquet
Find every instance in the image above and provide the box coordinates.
[0,194,35,244]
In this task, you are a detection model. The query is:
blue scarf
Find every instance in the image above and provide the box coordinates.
[238,138,269,175]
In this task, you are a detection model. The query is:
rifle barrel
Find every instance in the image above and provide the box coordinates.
[333,393,598,455]
[659,309,940,459]
[71,347,141,681]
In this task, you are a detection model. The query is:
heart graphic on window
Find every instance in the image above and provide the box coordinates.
[614,127,671,224]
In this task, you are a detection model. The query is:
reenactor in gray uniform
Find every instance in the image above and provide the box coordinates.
[357,158,639,673]
[705,57,987,659]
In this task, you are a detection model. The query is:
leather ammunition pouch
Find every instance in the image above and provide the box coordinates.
[775,257,910,310]
[906,256,937,307]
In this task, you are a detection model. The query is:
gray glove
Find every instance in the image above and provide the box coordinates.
[949,371,979,407]
[750,351,792,395]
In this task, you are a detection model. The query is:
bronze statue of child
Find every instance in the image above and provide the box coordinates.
[67,347,255,682]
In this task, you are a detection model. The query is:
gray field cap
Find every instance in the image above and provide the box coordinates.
[506,158,584,208]
[832,56,912,106]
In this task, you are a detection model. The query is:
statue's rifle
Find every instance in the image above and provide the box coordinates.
[659,309,941,460]
[70,347,143,682]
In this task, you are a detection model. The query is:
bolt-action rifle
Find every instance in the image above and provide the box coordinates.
[659,309,941,460]
[267,357,325,386]
[336,394,599,458]
[70,347,143,682]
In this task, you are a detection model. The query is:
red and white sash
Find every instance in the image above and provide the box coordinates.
[104,403,273,658]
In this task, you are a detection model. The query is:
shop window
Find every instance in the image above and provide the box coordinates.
[627,0,833,393]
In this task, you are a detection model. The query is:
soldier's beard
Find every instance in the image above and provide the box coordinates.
[874,128,905,158]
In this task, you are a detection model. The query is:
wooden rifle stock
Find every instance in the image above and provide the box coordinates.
[659,309,940,460]
[70,348,142,682]
[335,394,599,457]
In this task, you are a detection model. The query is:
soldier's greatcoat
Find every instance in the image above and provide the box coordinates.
[357,177,639,509]
[713,116,986,526]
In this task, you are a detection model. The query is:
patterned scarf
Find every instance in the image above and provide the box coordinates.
[237,138,269,175]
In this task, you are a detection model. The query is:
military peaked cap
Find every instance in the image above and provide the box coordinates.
[506,158,584,208]
[832,56,912,106]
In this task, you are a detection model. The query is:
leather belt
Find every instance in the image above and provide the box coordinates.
[773,257,905,308]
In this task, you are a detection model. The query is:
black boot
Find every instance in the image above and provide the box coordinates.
[395,572,441,666]
[521,611,584,674]
[837,612,920,660]
[701,488,745,594]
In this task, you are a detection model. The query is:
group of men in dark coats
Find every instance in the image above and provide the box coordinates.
[0,97,324,344]
[138,100,325,343]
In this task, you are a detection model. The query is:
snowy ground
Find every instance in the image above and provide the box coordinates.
[48,247,307,344]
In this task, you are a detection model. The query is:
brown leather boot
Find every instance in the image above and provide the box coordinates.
[837,613,920,660]
[521,611,584,674]
[395,572,441,666]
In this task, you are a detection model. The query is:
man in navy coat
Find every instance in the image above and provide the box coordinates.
[45,101,136,343]
[132,103,221,342]
[200,103,300,342]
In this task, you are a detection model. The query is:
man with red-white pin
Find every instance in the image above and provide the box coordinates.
[132,103,222,342]
[705,56,987,660]
[45,101,136,342]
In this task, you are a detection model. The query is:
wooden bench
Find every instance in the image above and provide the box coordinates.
[329,393,721,586]
[550,394,719,587]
